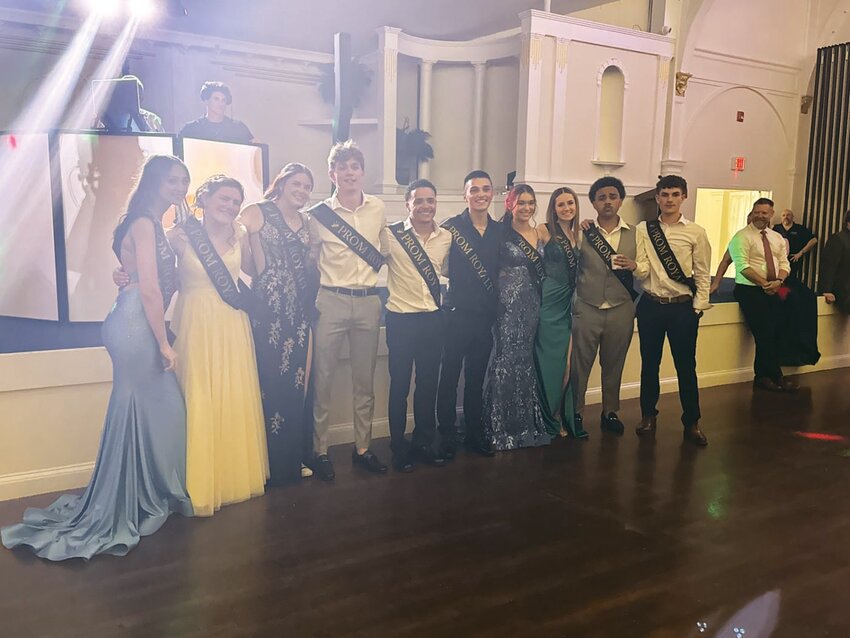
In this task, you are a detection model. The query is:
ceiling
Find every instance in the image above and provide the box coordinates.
[0,0,613,53]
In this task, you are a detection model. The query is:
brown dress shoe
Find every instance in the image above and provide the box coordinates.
[635,415,657,436]
[779,377,800,392]
[753,377,783,392]
[683,424,708,447]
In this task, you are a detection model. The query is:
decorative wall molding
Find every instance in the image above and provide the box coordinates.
[596,57,630,88]
[520,9,674,59]
[395,27,519,64]
[0,7,333,67]
[692,47,803,75]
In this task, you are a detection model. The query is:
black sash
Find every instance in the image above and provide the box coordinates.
[389,221,442,308]
[181,217,270,320]
[553,224,578,277]
[508,230,545,286]
[257,200,310,302]
[310,202,385,272]
[442,218,496,297]
[582,224,637,300]
[645,219,697,294]
[153,221,179,308]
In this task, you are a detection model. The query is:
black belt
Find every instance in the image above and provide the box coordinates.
[644,291,692,304]
[321,285,380,297]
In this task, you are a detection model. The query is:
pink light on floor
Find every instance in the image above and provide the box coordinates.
[793,431,847,442]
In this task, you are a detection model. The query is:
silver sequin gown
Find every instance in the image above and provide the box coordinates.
[483,240,552,450]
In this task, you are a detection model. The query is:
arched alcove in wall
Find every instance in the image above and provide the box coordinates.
[595,64,626,162]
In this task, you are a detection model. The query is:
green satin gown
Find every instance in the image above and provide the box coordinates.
[534,238,584,437]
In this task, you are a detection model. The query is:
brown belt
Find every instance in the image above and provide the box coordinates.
[643,291,692,304]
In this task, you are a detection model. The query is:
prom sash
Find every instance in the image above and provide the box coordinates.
[153,221,179,308]
[508,230,545,286]
[582,224,637,300]
[645,219,697,294]
[389,221,442,308]
[309,202,385,272]
[441,219,496,297]
[257,200,310,302]
[553,224,578,277]
[181,216,268,319]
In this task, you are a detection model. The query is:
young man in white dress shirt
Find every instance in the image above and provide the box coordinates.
[728,197,796,393]
[308,140,387,480]
[381,179,451,472]
[632,175,711,447]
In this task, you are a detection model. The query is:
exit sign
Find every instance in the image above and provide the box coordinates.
[731,156,746,171]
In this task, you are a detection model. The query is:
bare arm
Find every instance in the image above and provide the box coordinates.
[710,249,733,294]
[239,228,256,277]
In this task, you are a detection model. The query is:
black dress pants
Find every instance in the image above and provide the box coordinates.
[436,308,495,443]
[734,284,783,381]
[385,310,444,454]
[636,296,702,427]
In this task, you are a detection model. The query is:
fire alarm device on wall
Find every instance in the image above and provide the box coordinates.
[736,111,745,122]
[731,156,746,171]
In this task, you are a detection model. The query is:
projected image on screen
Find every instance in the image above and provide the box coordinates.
[0,133,58,321]
[60,133,175,322]
[178,138,265,226]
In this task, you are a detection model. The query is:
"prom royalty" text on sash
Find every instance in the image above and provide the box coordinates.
[310,203,385,272]
[390,221,442,307]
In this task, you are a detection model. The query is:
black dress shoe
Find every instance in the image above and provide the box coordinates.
[600,412,625,435]
[392,453,415,473]
[753,376,784,392]
[309,454,335,481]
[438,440,457,461]
[779,377,800,392]
[635,415,657,436]
[683,424,708,447]
[573,414,589,439]
[352,449,388,474]
[410,445,446,467]
[464,438,496,457]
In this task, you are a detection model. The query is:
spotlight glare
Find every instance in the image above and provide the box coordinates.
[86,0,120,18]
[129,0,157,21]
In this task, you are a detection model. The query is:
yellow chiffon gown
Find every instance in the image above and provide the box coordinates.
[171,223,269,516]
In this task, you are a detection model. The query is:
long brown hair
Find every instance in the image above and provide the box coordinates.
[264,162,314,201]
[546,186,580,238]
[113,154,189,258]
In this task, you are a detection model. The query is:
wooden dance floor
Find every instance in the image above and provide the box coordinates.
[2,368,849,637]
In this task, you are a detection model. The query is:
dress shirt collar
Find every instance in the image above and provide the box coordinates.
[403,216,442,238]
[329,191,368,213]
[659,214,689,227]
[596,216,629,235]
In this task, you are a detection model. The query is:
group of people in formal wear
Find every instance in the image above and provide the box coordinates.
[2,129,844,561]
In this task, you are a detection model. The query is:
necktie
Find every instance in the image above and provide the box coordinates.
[761,230,777,281]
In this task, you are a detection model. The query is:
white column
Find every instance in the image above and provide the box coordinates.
[418,59,435,179]
[515,31,545,183]
[376,27,401,193]
[549,38,570,179]
[543,0,552,12]
[472,61,487,169]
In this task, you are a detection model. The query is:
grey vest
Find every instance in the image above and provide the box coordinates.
[576,223,637,308]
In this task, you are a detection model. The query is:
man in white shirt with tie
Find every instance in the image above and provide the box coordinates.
[309,140,388,480]
[632,175,711,447]
[728,197,795,393]
[381,179,451,472]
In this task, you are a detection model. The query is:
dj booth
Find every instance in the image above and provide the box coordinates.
[0,131,269,353]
